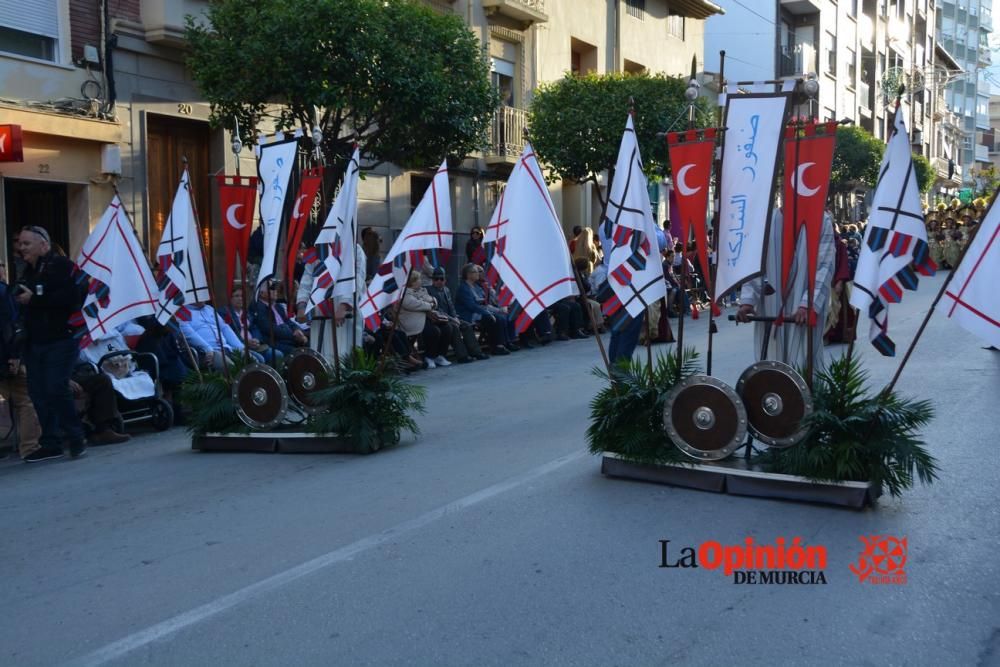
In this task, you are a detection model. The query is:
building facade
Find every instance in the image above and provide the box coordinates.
[936,0,994,185]
[704,0,969,203]
[1,0,720,289]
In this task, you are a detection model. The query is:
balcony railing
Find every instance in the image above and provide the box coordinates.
[482,0,548,24]
[976,143,989,162]
[485,105,528,164]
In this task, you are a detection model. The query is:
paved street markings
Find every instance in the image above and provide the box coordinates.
[68,450,587,667]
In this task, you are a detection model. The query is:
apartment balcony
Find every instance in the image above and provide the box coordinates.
[780,0,822,15]
[482,0,548,25]
[139,0,209,46]
[859,81,873,116]
[485,105,528,167]
[933,157,963,186]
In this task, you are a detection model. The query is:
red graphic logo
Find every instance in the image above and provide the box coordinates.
[849,535,907,584]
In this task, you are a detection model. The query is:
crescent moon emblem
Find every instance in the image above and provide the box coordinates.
[225,204,245,229]
[793,162,820,197]
[676,164,701,197]
[292,194,308,220]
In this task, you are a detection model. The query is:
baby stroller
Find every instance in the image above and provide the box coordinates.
[75,350,174,433]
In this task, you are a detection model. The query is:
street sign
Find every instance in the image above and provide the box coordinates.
[0,125,24,162]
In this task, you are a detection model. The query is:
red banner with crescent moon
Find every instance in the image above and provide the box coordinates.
[667,128,717,307]
[216,175,258,291]
[781,121,837,313]
[286,168,324,307]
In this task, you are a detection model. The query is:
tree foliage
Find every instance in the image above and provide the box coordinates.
[528,72,709,205]
[186,0,498,170]
[830,125,884,193]
[911,152,934,194]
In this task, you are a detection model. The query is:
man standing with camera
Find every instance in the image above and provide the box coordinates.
[15,226,86,460]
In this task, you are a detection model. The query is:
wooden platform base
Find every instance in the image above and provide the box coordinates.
[193,431,360,454]
[600,453,879,509]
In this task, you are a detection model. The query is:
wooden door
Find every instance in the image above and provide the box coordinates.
[146,115,212,262]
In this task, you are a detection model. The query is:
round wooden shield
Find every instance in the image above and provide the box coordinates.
[232,363,288,430]
[736,361,813,448]
[663,375,748,461]
[285,348,333,415]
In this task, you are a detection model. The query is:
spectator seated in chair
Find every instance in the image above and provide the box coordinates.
[180,302,265,369]
[250,281,308,356]
[219,283,279,366]
[74,330,139,445]
[455,263,515,355]
[425,267,487,362]
[398,270,453,369]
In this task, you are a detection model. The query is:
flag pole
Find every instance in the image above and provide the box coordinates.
[676,58,699,370]
[316,136,342,385]
[706,50,725,376]
[232,120,253,365]
[182,156,232,382]
[376,284,409,378]
[573,263,611,375]
[881,185,998,396]
[627,97,655,381]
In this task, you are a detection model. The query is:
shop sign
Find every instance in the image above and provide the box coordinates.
[0,125,24,162]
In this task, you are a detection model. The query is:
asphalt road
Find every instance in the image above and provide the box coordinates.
[2,273,998,666]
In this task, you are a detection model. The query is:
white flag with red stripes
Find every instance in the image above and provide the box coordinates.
[944,199,1000,348]
[359,160,452,328]
[481,143,577,332]
[75,196,159,344]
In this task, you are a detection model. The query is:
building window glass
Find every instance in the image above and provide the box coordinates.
[0,0,59,62]
[626,0,645,20]
[667,13,685,39]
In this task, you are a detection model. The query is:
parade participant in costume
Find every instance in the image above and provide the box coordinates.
[295,243,366,363]
[15,226,86,460]
[824,236,855,344]
[737,208,836,371]
[940,217,958,268]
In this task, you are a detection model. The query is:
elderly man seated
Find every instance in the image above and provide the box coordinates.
[219,283,280,366]
[251,281,308,356]
[180,302,264,370]
[425,267,487,363]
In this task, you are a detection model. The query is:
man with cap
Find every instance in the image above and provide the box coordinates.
[14,225,87,460]
[426,266,486,363]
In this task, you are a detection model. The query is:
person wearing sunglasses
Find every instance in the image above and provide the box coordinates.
[14,226,87,461]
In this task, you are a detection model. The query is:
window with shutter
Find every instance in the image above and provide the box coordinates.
[0,0,60,61]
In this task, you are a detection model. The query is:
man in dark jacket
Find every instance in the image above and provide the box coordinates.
[0,262,43,461]
[426,267,486,362]
[15,226,86,460]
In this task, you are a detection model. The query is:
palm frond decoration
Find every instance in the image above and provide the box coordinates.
[179,355,254,435]
[755,354,937,497]
[308,348,426,453]
[587,348,701,465]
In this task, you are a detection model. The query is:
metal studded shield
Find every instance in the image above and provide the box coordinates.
[736,360,813,448]
[233,363,289,430]
[663,375,748,461]
[285,348,334,415]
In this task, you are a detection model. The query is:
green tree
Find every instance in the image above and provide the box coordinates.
[528,72,709,208]
[970,164,1000,199]
[186,0,498,170]
[830,125,884,194]
[911,152,934,194]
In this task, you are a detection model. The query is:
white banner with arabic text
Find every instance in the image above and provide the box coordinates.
[714,94,790,300]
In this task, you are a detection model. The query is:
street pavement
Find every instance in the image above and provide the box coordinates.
[1,273,998,666]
